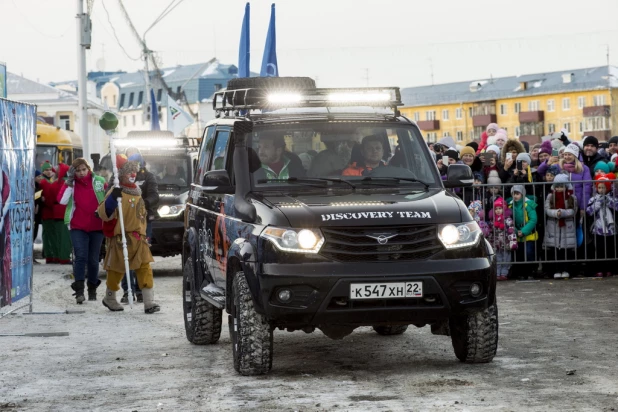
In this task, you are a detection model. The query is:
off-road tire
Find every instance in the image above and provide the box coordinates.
[450,303,498,363]
[183,257,222,345]
[229,272,273,376]
[372,325,408,336]
[226,76,316,91]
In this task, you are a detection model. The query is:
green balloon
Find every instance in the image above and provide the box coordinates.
[99,111,119,131]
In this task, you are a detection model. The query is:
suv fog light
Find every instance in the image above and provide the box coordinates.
[470,283,482,297]
[277,289,292,303]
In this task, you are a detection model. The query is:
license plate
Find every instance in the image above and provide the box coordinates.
[349,282,423,300]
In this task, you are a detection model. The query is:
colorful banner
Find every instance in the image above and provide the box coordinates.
[0,98,36,307]
[0,62,6,98]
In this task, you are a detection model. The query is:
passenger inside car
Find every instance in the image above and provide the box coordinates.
[342,134,387,176]
[159,161,187,186]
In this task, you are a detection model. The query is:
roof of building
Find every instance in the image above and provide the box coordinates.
[400,65,618,108]
[7,72,73,96]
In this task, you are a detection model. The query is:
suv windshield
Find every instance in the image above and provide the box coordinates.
[99,154,190,189]
[249,122,438,188]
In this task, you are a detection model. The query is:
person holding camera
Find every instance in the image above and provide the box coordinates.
[58,158,107,303]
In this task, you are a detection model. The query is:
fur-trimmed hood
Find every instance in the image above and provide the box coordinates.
[500,139,526,164]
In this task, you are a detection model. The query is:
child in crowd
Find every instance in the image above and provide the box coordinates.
[487,197,516,280]
[543,174,578,279]
[483,170,503,218]
[467,200,490,238]
[586,173,617,277]
[509,185,538,279]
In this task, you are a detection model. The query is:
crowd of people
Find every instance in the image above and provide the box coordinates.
[430,124,618,280]
[33,148,161,312]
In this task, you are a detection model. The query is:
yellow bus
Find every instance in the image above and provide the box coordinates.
[35,121,83,169]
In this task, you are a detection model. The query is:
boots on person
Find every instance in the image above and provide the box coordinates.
[87,279,101,301]
[141,288,160,314]
[70,281,85,304]
[102,288,124,312]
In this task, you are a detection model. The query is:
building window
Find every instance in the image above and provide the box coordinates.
[578,96,586,109]
[515,126,521,137]
[123,116,127,127]
[562,98,570,110]
[548,123,555,134]
[468,107,473,118]
[528,100,540,111]
[586,116,607,131]
[579,122,584,133]
[214,83,223,92]
[137,91,144,106]
[128,92,135,108]
[455,108,462,119]
[157,89,163,102]
[426,132,437,143]
[59,115,70,130]
[176,86,182,96]
[456,131,463,141]
[593,95,605,106]
[132,115,136,126]
[469,130,475,140]
[426,111,436,120]
[547,99,555,112]
[119,93,126,108]
[442,109,449,120]
[103,96,108,107]
[514,103,521,113]
[413,112,420,122]
[499,104,507,115]
[442,132,450,137]
[563,122,571,133]
[113,94,117,106]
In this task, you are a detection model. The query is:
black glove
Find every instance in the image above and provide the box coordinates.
[65,166,75,186]
[559,131,570,145]
[111,187,123,199]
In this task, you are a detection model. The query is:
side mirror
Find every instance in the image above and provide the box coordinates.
[444,164,474,188]
[202,170,233,193]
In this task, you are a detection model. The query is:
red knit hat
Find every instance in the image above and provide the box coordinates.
[595,173,615,192]
[494,197,506,209]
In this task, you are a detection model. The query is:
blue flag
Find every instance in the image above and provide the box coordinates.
[150,88,160,131]
[238,3,250,78]
[260,4,278,77]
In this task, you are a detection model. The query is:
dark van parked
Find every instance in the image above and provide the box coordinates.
[182,77,498,375]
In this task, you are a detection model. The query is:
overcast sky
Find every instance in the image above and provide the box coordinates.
[2,0,618,89]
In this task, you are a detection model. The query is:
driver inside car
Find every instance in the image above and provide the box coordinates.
[257,132,306,179]
[341,134,386,176]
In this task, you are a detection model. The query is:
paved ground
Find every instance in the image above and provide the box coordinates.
[1,254,618,411]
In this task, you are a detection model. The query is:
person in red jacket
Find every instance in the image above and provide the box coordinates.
[342,135,386,176]
[58,158,107,303]
[39,162,72,264]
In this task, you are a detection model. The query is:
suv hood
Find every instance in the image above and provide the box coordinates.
[260,189,466,228]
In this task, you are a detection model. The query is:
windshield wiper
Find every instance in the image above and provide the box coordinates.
[360,177,430,191]
[258,177,356,189]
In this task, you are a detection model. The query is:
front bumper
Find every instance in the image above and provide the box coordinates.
[150,220,184,256]
[257,257,496,328]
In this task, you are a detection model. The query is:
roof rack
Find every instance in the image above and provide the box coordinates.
[212,87,403,117]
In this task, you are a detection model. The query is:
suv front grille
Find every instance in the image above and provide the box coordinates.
[319,225,443,262]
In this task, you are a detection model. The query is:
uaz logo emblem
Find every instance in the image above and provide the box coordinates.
[366,233,398,245]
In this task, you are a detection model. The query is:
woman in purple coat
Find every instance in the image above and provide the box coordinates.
[559,143,592,218]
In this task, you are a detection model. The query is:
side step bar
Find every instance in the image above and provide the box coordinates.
[200,283,225,309]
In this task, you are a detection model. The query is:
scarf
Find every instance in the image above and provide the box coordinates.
[120,182,141,197]
[553,190,572,227]
[562,162,576,174]
[493,211,505,230]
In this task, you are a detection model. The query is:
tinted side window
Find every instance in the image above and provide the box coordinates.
[209,130,230,171]
[195,126,215,183]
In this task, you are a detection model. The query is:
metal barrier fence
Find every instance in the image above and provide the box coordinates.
[452,178,618,275]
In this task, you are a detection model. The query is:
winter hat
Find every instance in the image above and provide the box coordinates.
[531,143,541,152]
[466,141,479,152]
[494,197,506,209]
[583,135,599,148]
[546,164,561,177]
[608,136,618,146]
[511,184,526,197]
[486,145,501,155]
[595,173,615,192]
[487,170,502,186]
[516,152,531,164]
[128,153,145,168]
[116,154,138,177]
[551,173,572,190]
[563,143,580,158]
[444,149,459,162]
[35,170,41,177]
[460,146,476,158]
[594,161,610,174]
[521,140,530,153]
[473,171,485,183]
[539,140,552,155]
[41,161,53,172]
[486,123,499,133]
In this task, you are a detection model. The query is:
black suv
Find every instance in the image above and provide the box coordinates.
[182,77,498,376]
[94,132,200,257]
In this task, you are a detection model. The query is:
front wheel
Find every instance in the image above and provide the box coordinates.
[183,257,222,345]
[372,325,408,336]
[450,303,498,363]
[229,272,273,376]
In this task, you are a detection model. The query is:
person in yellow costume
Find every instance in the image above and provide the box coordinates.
[97,155,160,313]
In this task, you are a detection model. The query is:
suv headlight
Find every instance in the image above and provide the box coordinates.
[261,227,324,254]
[158,204,184,217]
[438,222,481,249]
